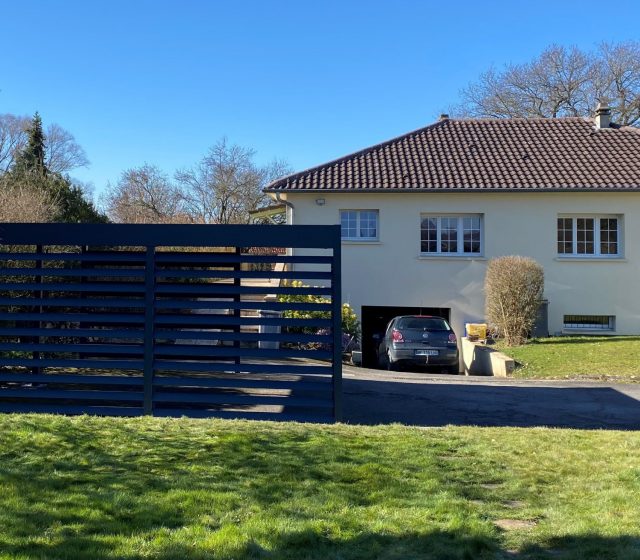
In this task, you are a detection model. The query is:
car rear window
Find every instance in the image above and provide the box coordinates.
[396,317,450,331]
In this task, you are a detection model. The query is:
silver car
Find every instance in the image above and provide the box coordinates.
[377,315,459,373]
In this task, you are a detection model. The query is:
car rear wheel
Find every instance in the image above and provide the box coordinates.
[386,352,398,371]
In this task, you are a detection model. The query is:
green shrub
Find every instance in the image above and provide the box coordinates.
[278,281,360,340]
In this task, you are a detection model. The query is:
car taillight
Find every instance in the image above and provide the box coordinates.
[392,329,404,343]
[448,333,457,343]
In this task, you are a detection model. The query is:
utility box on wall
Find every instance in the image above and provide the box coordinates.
[532,300,549,338]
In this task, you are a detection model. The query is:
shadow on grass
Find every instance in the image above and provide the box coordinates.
[524,336,640,346]
[343,378,640,429]
[240,532,640,560]
[3,527,640,559]
[0,529,494,560]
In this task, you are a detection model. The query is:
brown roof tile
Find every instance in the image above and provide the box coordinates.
[265,117,640,192]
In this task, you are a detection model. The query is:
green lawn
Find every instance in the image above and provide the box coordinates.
[497,336,640,381]
[1,416,640,559]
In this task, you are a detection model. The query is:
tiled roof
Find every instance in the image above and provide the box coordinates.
[265,118,640,192]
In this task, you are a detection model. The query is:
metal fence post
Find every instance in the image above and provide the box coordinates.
[31,245,43,374]
[143,246,156,415]
[331,231,342,422]
[233,246,241,373]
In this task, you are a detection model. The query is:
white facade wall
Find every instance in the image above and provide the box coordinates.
[281,191,640,338]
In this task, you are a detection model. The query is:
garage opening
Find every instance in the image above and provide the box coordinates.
[361,305,451,368]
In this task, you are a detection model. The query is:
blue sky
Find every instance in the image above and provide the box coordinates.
[2,0,639,196]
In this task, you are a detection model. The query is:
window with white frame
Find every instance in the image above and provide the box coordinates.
[557,215,621,257]
[340,210,379,241]
[420,215,482,255]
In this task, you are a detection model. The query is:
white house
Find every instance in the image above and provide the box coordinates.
[265,104,640,368]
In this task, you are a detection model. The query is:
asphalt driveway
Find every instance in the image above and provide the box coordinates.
[342,365,640,430]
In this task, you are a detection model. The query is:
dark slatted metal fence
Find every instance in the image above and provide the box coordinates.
[0,223,341,422]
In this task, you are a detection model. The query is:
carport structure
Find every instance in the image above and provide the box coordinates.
[0,223,342,422]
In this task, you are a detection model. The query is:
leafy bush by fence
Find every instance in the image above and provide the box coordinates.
[278,280,360,343]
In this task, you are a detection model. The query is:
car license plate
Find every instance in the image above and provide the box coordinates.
[415,349,438,356]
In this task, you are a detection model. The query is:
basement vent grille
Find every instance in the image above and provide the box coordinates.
[563,315,615,331]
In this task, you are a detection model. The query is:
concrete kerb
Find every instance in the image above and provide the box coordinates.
[461,337,515,377]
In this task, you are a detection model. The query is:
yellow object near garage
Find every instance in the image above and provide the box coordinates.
[466,323,488,341]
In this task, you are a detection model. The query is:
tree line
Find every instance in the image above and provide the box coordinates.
[0,112,290,225]
[102,140,290,224]
[455,41,640,124]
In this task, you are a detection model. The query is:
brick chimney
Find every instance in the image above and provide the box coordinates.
[594,101,611,129]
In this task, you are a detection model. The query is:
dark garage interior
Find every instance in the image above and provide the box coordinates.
[361,305,451,369]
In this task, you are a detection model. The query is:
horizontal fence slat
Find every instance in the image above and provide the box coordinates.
[154,284,332,296]
[0,223,340,248]
[154,315,332,328]
[0,312,145,324]
[0,252,146,263]
[154,345,332,360]
[0,343,144,355]
[154,360,332,376]
[154,300,332,313]
[0,282,146,293]
[154,270,333,281]
[0,358,144,370]
[0,268,145,278]
[0,297,146,309]
[153,376,331,391]
[153,392,332,408]
[155,330,330,344]
[0,373,143,386]
[0,327,144,340]
[0,388,144,402]
[0,326,328,344]
[155,253,333,265]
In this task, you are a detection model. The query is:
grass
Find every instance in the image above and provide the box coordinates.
[496,336,640,381]
[1,416,640,559]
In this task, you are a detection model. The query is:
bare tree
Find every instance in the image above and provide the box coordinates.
[102,164,187,223]
[593,42,640,126]
[0,114,28,173]
[175,138,291,224]
[45,123,89,173]
[0,114,89,174]
[0,174,59,222]
[456,42,640,126]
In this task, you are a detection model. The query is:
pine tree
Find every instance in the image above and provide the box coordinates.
[13,112,47,176]
[5,113,108,223]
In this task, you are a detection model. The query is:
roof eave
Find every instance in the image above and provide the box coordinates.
[263,186,640,193]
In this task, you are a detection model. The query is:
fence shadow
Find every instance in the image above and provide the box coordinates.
[343,377,640,430]
[9,529,638,559]
[229,531,640,560]
[526,336,640,346]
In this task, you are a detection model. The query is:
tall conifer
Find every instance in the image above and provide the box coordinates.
[13,113,47,176]
[6,113,108,223]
